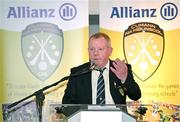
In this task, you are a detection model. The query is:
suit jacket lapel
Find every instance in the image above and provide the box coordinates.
[109,61,121,104]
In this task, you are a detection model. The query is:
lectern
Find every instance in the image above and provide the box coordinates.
[3,102,137,122]
[52,104,137,122]
[68,110,136,122]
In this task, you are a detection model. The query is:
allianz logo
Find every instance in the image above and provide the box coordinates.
[7,6,56,18]
[110,6,157,18]
[110,2,178,20]
[6,3,77,21]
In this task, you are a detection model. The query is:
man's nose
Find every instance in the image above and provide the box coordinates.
[94,49,99,55]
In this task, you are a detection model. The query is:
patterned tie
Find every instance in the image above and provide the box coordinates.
[96,68,106,104]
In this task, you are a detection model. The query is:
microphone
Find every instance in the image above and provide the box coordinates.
[90,62,96,70]
[90,61,101,71]
[6,62,97,112]
[70,62,96,77]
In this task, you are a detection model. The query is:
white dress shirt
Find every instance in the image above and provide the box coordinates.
[91,61,115,104]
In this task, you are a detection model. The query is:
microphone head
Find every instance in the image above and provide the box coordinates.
[90,62,100,71]
[90,62,96,70]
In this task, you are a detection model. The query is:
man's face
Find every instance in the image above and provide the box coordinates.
[88,37,112,68]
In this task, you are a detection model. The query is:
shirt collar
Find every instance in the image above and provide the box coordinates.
[104,60,110,70]
[93,60,109,72]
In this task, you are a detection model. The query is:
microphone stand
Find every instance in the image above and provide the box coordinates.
[6,69,91,122]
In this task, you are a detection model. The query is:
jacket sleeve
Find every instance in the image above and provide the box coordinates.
[62,68,78,104]
[123,64,141,101]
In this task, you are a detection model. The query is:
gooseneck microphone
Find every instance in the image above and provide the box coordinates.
[72,62,96,76]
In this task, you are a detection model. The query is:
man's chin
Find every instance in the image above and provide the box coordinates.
[95,63,104,69]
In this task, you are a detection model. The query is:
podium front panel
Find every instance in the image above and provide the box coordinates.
[68,111,136,122]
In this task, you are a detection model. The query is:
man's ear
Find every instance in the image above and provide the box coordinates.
[109,47,113,54]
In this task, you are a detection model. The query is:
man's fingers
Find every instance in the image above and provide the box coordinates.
[114,58,126,66]
[112,61,118,69]
[110,66,118,75]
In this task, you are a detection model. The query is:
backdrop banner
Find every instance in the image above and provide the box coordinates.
[100,0,180,104]
[0,0,89,121]
[100,1,180,120]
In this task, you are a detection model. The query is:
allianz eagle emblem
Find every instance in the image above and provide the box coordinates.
[123,22,164,81]
[21,22,63,81]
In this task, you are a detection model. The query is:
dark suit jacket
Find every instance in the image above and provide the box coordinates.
[62,60,141,104]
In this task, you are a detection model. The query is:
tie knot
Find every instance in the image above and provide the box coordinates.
[99,67,106,74]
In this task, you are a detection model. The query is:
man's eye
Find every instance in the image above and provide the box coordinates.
[89,48,105,51]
